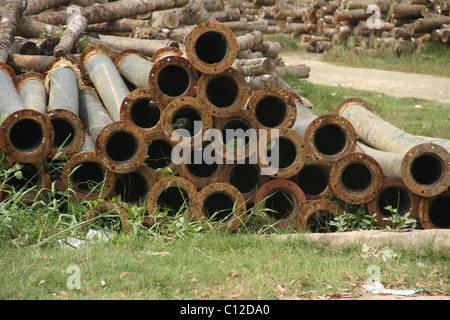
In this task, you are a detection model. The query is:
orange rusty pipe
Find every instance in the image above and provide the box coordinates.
[84,200,132,233]
[114,49,153,89]
[418,190,450,229]
[109,165,154,205]
[16,72,47,114]
[296,199,344,232]
[144,129,178,176]
[0,62,54,163]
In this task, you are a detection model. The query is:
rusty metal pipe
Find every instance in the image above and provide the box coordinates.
[0,62,54,163]
[291,156,333,200]
[296,199,344,232]
[418,190,450,229]
[109,166,153,205]
[114,49,153,89]
[44,58,86,160]
[191,182,246,232]
[16,72,47,114]
[185,21,238,74]
[63,133,115,202]
[144,129,178,175]
[366,177,420,229]
[84,200,132,233]
[253,179,306,230]
[329,152,384,205]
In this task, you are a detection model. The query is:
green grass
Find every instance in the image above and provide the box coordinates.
[0,232,448,299]
[283,76,450,140]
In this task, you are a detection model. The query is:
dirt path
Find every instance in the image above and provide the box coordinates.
[279,52,450,105]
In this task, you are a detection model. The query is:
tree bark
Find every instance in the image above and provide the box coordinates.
[275,64,310,78]
[232,57,275,76]
[7,53,54,73]
[23,0,72,16]
[53,6,88,57]
[86,18,147,34]
[17,16,63,39]
[0,0,27,63]
[236,30,264,51]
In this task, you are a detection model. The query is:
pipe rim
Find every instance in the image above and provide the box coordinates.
[79,45,116,80]
[83,200,131,233]
[418,190,450,229]
[113,49,149,70]
[335,97,373,116]
[296,199,344,232]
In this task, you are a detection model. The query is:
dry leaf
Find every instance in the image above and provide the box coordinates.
[120,272,130,278]
[271,253,282,260]
[117,291,127,298]
[174,288,180,295]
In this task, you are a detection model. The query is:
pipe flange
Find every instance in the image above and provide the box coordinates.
[84,200,132,233]
[418,190,450,229]
[291,157,334,200]
[114,49,149,70]
[109,165,154,206]
[151,46,183,63]
[78,45,116,80]
[335,96,373,115]
[0,62,17,84]
[15,71,44,92]
[144,129,179,177]
[296,199,344,232]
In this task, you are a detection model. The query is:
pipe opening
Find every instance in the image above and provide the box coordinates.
[313,124,347,156]
[221,118,252,149]
[51,118,76,150]
[267,137,297,170]
[157,65,190,97]
[410,153,444,186]
[376,187,412,217]
[195,31,228,64]
[114,171,149,203]
[9,119,44,153]
[157,186,189,216]
[228,164,259,194]
[340,163,373,194]
[186,147,218,178]
[306,211,337,233]
[255,96,287,128]
[130,99,161,129]
[106,131,139,163]
[263,189,296,220]
[71,162,105,194]
[172,107,202,137]
[429,196,450,228]
[296,164,329,196]
[145,139,173,169]
[5,164,40,191]
[206,75,238,108]
[203,192,235,222]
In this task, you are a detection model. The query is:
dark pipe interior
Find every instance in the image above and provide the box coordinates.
[106,131,139,163]
[172,107,202,137]
[145,139,173,169]
[221,118,252,149]
[9,119,44,153]
[206,75,238,108]
[429,196,450,228]
[410,153,445,187]
[340,163,373,194]
[157,186,189,216]
[263,189,296,220]
[376,186,412,217]
[296,164,329,196]
[157,65,190,97]
[255,96,287,128]
[313,124,347,156]
[228,164,259,194]
[203,192,235,222]
[71,162,105,193]
[195,31,228,64]
[306,210,337,233]
[130,99,161,129]
[186,147,218,178]
[267,137,297,170]
[114,171,149,203]
[5,163,40,191]
[51,119,76,150]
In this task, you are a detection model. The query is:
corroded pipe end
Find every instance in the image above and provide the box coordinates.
[292,157,333,200]
[161,96,213,148]
[335,96,373,116]
[15,71,45,92]
[330,152,384,205]
[258,127,306,179]
[148,55,199,106]
[0,62,17,84]
[401,143,450,197]
[78,45,116,80]
[178,161,222,190]
[63,151,115,202]
[366,177,420,229]
[418,190,450,229]
[190,182,246,232]
[46,109,86,160]
[95,120,148,174]
[304,114,357,166]
[150,46,183,63]
[0,109,55,163]
[185,21,238,74]
[144,129,178,176]
[247,87,297,129]
[120,88,163,141]
[114,49,148,70]
[196,67,249,118]
[84,200,132,232]
[253,179,306,230]
[109,166,153,205]
[296,199,344,232]
[145,175,198,227]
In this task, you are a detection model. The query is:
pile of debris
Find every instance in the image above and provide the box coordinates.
[0,0,448,233]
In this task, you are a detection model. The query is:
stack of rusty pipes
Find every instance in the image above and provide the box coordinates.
[1,21,448,232]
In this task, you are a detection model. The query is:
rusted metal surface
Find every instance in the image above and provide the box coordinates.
[247,87,297,129]
[418,190,450,229]
[0,62,54,163]
[296,199,344,232]
[83,200,132,233]
[120,88,163,142]
[258,127,306,179]
[109,165,154,205]
[16,72,47,114]
[253,178,306,230]
[145,175,198,227]
[144,129,178,177]
[178,155,222,190]
[190,182,246,232]
[330,152,384,205]
[44,58,86,160]
[185,21,238,74]
[114,49,153,89]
